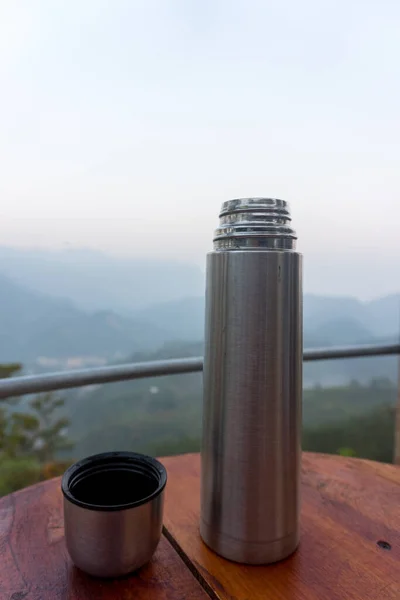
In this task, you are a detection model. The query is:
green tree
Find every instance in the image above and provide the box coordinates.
[29,393,72,463]
[303,404,395,463]
[0,364,73,496]
[0,363,22,379]
[338,447,357,457]
[0,458,41,497]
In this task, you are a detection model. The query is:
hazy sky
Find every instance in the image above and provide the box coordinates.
[0,0,399,299]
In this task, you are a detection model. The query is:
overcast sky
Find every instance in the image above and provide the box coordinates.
[0,0,399,299]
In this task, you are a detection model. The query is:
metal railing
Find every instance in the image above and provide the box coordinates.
[0,343,399,400]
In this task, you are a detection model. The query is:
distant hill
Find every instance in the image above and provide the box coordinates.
[0,274,167,363]
[0,245,397,340]
[127,293,399,347]
[0,246,398,381]
[304,293,400,338]
[134,293,400,344]
[133,297,205,342]
[0,271,398,382]
[0,246,205,312]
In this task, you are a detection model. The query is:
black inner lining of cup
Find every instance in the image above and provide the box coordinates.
[62,452,167,511]
[71,468,158,506]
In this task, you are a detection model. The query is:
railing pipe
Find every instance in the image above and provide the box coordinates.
[0,343,398,400]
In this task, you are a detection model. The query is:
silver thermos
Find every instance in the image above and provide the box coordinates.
[200,198,302,565]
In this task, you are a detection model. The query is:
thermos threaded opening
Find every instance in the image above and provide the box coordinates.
[213,198,297,251]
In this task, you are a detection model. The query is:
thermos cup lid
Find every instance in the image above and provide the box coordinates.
[62,451,167,511]
[62,451,167,577]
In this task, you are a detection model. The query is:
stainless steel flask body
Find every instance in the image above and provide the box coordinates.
[200,198,302,565]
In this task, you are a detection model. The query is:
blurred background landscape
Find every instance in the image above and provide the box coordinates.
[0,0,399,496]
[0,247,398,496]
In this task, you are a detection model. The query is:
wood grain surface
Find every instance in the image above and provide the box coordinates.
[1,452,399,600]
[0,476,209,600]
[162,452,400,600]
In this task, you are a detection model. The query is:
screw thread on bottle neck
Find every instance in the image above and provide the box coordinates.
[213,198,297,251]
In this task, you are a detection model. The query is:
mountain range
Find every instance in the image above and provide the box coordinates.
[0,247,398,380]
[0,274,166,364]
[0,246,205,312]
[0,247,397,470]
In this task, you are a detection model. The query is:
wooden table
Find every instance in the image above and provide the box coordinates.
[0,452,399,599]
